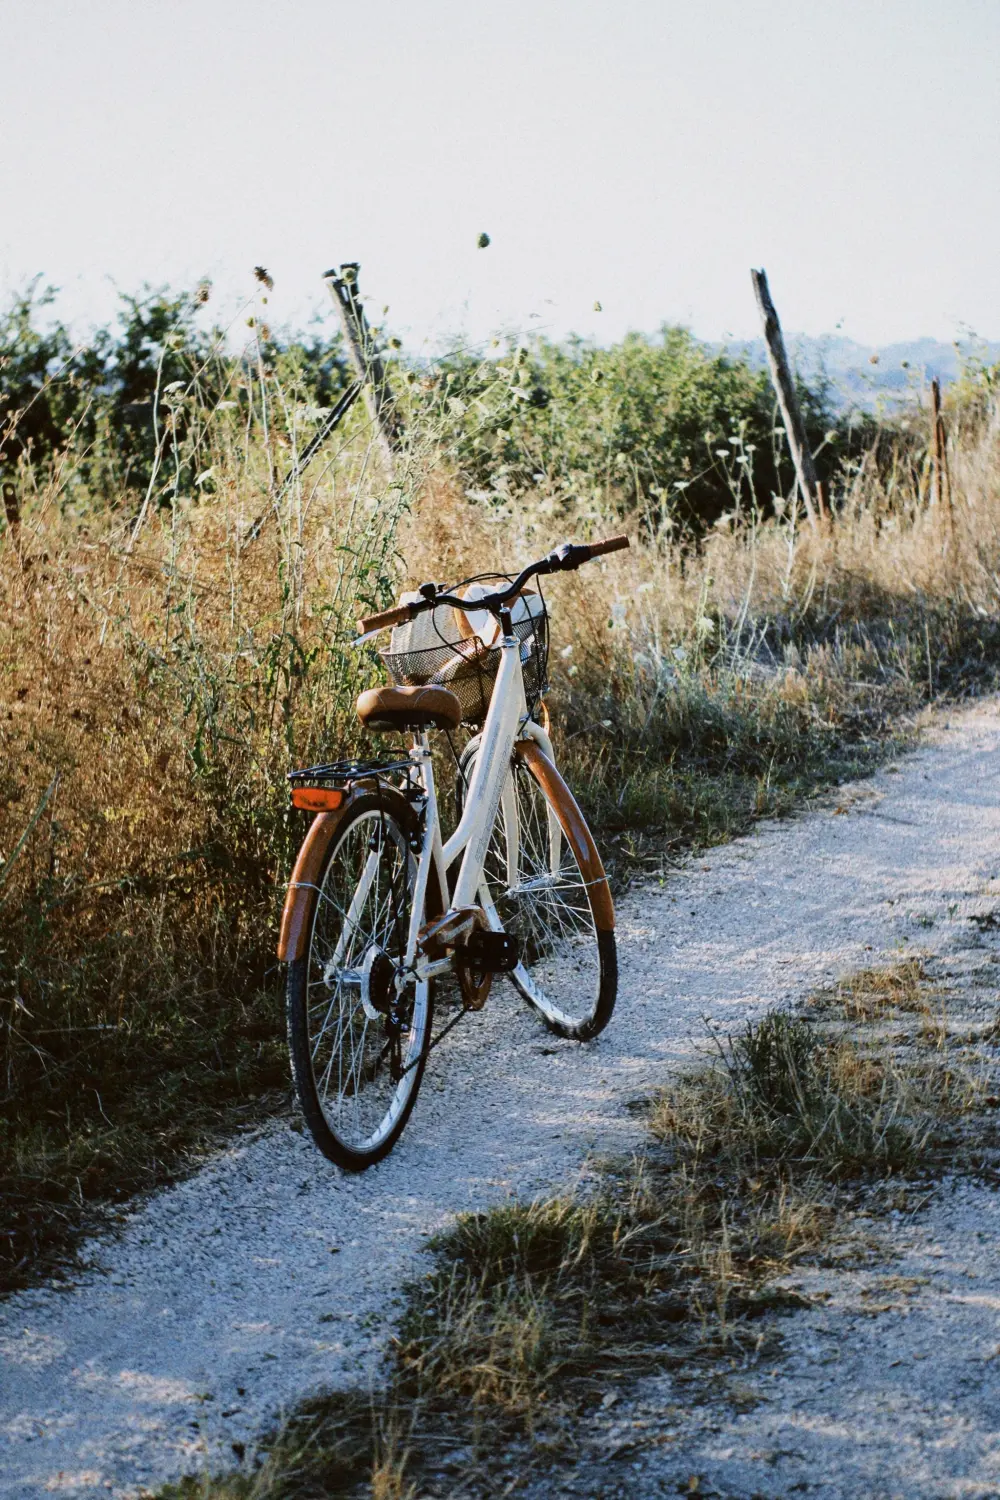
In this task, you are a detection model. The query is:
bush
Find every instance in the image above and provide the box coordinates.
[430,326,859,532]
[0,280,352,505]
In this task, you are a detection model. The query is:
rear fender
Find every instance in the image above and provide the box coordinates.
[277,792,359,963]
[277,784,444,963]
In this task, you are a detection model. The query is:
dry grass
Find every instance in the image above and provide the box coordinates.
[652,1007,966,1179]
[0,413,414,1285]
[404,405,1000,874]
[5,380,1000,1290]
[833,958,928,1019]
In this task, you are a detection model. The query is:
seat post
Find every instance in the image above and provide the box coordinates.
[408,730,433,796]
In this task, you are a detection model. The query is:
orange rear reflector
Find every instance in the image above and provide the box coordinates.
[290,786,346,812]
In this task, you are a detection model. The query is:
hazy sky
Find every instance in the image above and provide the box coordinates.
[1,0,998,352]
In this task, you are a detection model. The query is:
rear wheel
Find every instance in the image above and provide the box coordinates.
[286,793,432,1170]
[458,740,616,1040]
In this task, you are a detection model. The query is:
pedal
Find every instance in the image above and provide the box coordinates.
[454,928,520,974]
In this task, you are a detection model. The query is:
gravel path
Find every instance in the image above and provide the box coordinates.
[610,1180,1000,1498]
[523,924,1000,1498]
[3,702,1000,1498]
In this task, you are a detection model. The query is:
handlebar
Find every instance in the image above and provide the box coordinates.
[355,534,630,638]
[357,600,420,634]
[584,534,630,560]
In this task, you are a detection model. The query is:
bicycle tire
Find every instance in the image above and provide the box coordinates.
[457,738,616,1041]
[286,790,433,1170]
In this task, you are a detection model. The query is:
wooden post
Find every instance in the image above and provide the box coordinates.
[930,378,952,521]
[324,264,402,468]
[751,269,822,528]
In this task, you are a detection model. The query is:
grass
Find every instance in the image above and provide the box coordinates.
[561,660,896,880]
[5,335,1000,1294]
[164,958,990,1499]
[0,414,414,1287]
[1,1000,287,1288]
[830,957,928,1020]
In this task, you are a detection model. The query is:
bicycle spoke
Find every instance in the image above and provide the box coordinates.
[470,755,610,1036]
[289,804,432,1162]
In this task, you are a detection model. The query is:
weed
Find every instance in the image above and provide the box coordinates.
[834,959,927,1019]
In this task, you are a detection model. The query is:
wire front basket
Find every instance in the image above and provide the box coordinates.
[380,578,549,726]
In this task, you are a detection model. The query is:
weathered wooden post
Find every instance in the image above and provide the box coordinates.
[324,264,402,468]
[751,269,823,528]
[930,377,952,523]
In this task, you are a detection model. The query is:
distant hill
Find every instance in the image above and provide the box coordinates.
[716,334,1000,413]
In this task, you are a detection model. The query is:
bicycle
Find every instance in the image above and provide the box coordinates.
[277,534,629,1169]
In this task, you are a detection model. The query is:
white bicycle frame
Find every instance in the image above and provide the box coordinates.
[402,619,557,983]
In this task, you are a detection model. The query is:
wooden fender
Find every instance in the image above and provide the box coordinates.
[514,740,615,932]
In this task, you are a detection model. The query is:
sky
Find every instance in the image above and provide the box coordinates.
[1,0,999,354]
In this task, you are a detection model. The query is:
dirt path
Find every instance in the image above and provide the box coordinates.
[3,703,1000,1499]
[526,949,1000,1499]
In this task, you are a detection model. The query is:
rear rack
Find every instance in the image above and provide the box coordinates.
[288,757,420,792]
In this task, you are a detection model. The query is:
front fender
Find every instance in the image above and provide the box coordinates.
[514,740,615,932]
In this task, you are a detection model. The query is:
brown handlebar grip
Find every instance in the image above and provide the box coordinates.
[357,601,418,635]
[587,534,630,559]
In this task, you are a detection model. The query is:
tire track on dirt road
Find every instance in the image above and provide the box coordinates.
[3,704,1000,1498]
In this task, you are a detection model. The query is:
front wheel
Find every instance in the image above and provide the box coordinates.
[286,792,432,1170]
[459,738,617,1040]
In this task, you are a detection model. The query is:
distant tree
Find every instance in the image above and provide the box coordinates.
[83,287,219,497]
[0,281,222,501]
[0,280,78,471]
